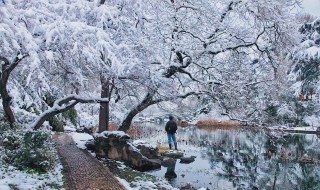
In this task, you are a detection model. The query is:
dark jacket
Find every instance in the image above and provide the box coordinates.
[165,120,177,134]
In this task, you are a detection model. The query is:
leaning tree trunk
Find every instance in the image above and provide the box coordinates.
[0,54,27,126]
[98,78,109,132]
[33,95,109,130]
[0,84,16,124]
[118,91,156,132]
[33,102,78,130]
[118,90,199,132]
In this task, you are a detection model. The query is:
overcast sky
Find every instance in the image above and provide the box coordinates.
[302,0,320,16]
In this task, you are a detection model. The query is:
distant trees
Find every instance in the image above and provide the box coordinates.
[291,17,320,96]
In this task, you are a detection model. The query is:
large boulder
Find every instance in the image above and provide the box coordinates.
[161,158,176,167]
[95,131,161,171]
[132,140,160,159]
[161,150,184,158]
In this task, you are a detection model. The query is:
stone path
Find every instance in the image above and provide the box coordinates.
[53,133,126,190]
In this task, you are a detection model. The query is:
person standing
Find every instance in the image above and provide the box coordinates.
[165,115,178,150]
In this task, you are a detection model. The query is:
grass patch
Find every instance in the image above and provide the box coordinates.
[103,159,156,182]
[195,118,240,131]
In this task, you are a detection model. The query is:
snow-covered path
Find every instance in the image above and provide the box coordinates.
[53,133,126,190]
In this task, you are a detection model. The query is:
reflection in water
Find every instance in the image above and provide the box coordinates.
[134,124,320,189]
[165,159,177,180]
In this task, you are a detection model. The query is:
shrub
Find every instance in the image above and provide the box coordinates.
[15,131,55,172]
[49,116,64,132]
[0,123,56,172]
[62,108,78,126]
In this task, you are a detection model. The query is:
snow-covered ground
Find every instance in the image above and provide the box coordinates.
[70,131,93,149]
[0,160,64,190]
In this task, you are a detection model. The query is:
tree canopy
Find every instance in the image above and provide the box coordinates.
[0,0,306,130]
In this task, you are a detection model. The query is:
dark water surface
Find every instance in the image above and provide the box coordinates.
[134,124,320,189]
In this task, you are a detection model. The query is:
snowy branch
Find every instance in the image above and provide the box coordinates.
[33,95,109,130]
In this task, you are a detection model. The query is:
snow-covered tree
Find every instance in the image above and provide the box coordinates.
[119,0,300,126]
[1,0,301,131]
[0,1,40,125]
[291,17,320,96]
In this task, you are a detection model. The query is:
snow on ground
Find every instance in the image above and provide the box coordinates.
[0,162,64,190]
[70,132,94,149]
[292,126,317,131]
[268,125,318,131]
[98,131,130,138]
[132,140,157,149]
[64,125,76,132]
[116,176,181,190]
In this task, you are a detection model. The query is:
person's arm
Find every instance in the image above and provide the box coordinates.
[174,122,178,133]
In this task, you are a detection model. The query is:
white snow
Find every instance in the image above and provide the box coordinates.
[70,132,93,149]
[291,126,317,131]
[116,177,180,190]
[98,131,130,139]
[0,162,64,190]
[64,125,76,132]
[132,140,157,149]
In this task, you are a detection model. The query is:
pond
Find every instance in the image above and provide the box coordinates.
[133,123,320,190]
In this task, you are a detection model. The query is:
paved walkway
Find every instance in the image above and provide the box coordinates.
[53,133,126,190]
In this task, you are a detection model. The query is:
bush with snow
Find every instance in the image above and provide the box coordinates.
[0,123,56,172]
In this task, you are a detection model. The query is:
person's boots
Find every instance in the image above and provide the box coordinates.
[169,144,172,149]
[174,143,177,150]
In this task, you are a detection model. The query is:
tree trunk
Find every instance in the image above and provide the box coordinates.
[0,55,25,126]
[98,78,109,132]
[0,86,16,124]
[118,91,155,132]
[118,91,199,132]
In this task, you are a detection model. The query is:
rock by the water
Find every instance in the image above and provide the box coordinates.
[95,132,161,171]
[162,158,176,167]
[180,156,196,164]
[85,139,95,151]
[133,140,160,159]
[164,159,177,180]
[161,150,184,158]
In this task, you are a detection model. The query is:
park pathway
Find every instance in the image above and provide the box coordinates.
[53,133,126,190]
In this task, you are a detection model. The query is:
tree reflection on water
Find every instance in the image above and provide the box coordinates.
[136,124,320,189]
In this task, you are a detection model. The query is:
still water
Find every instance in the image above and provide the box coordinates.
[134,124,320,190]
